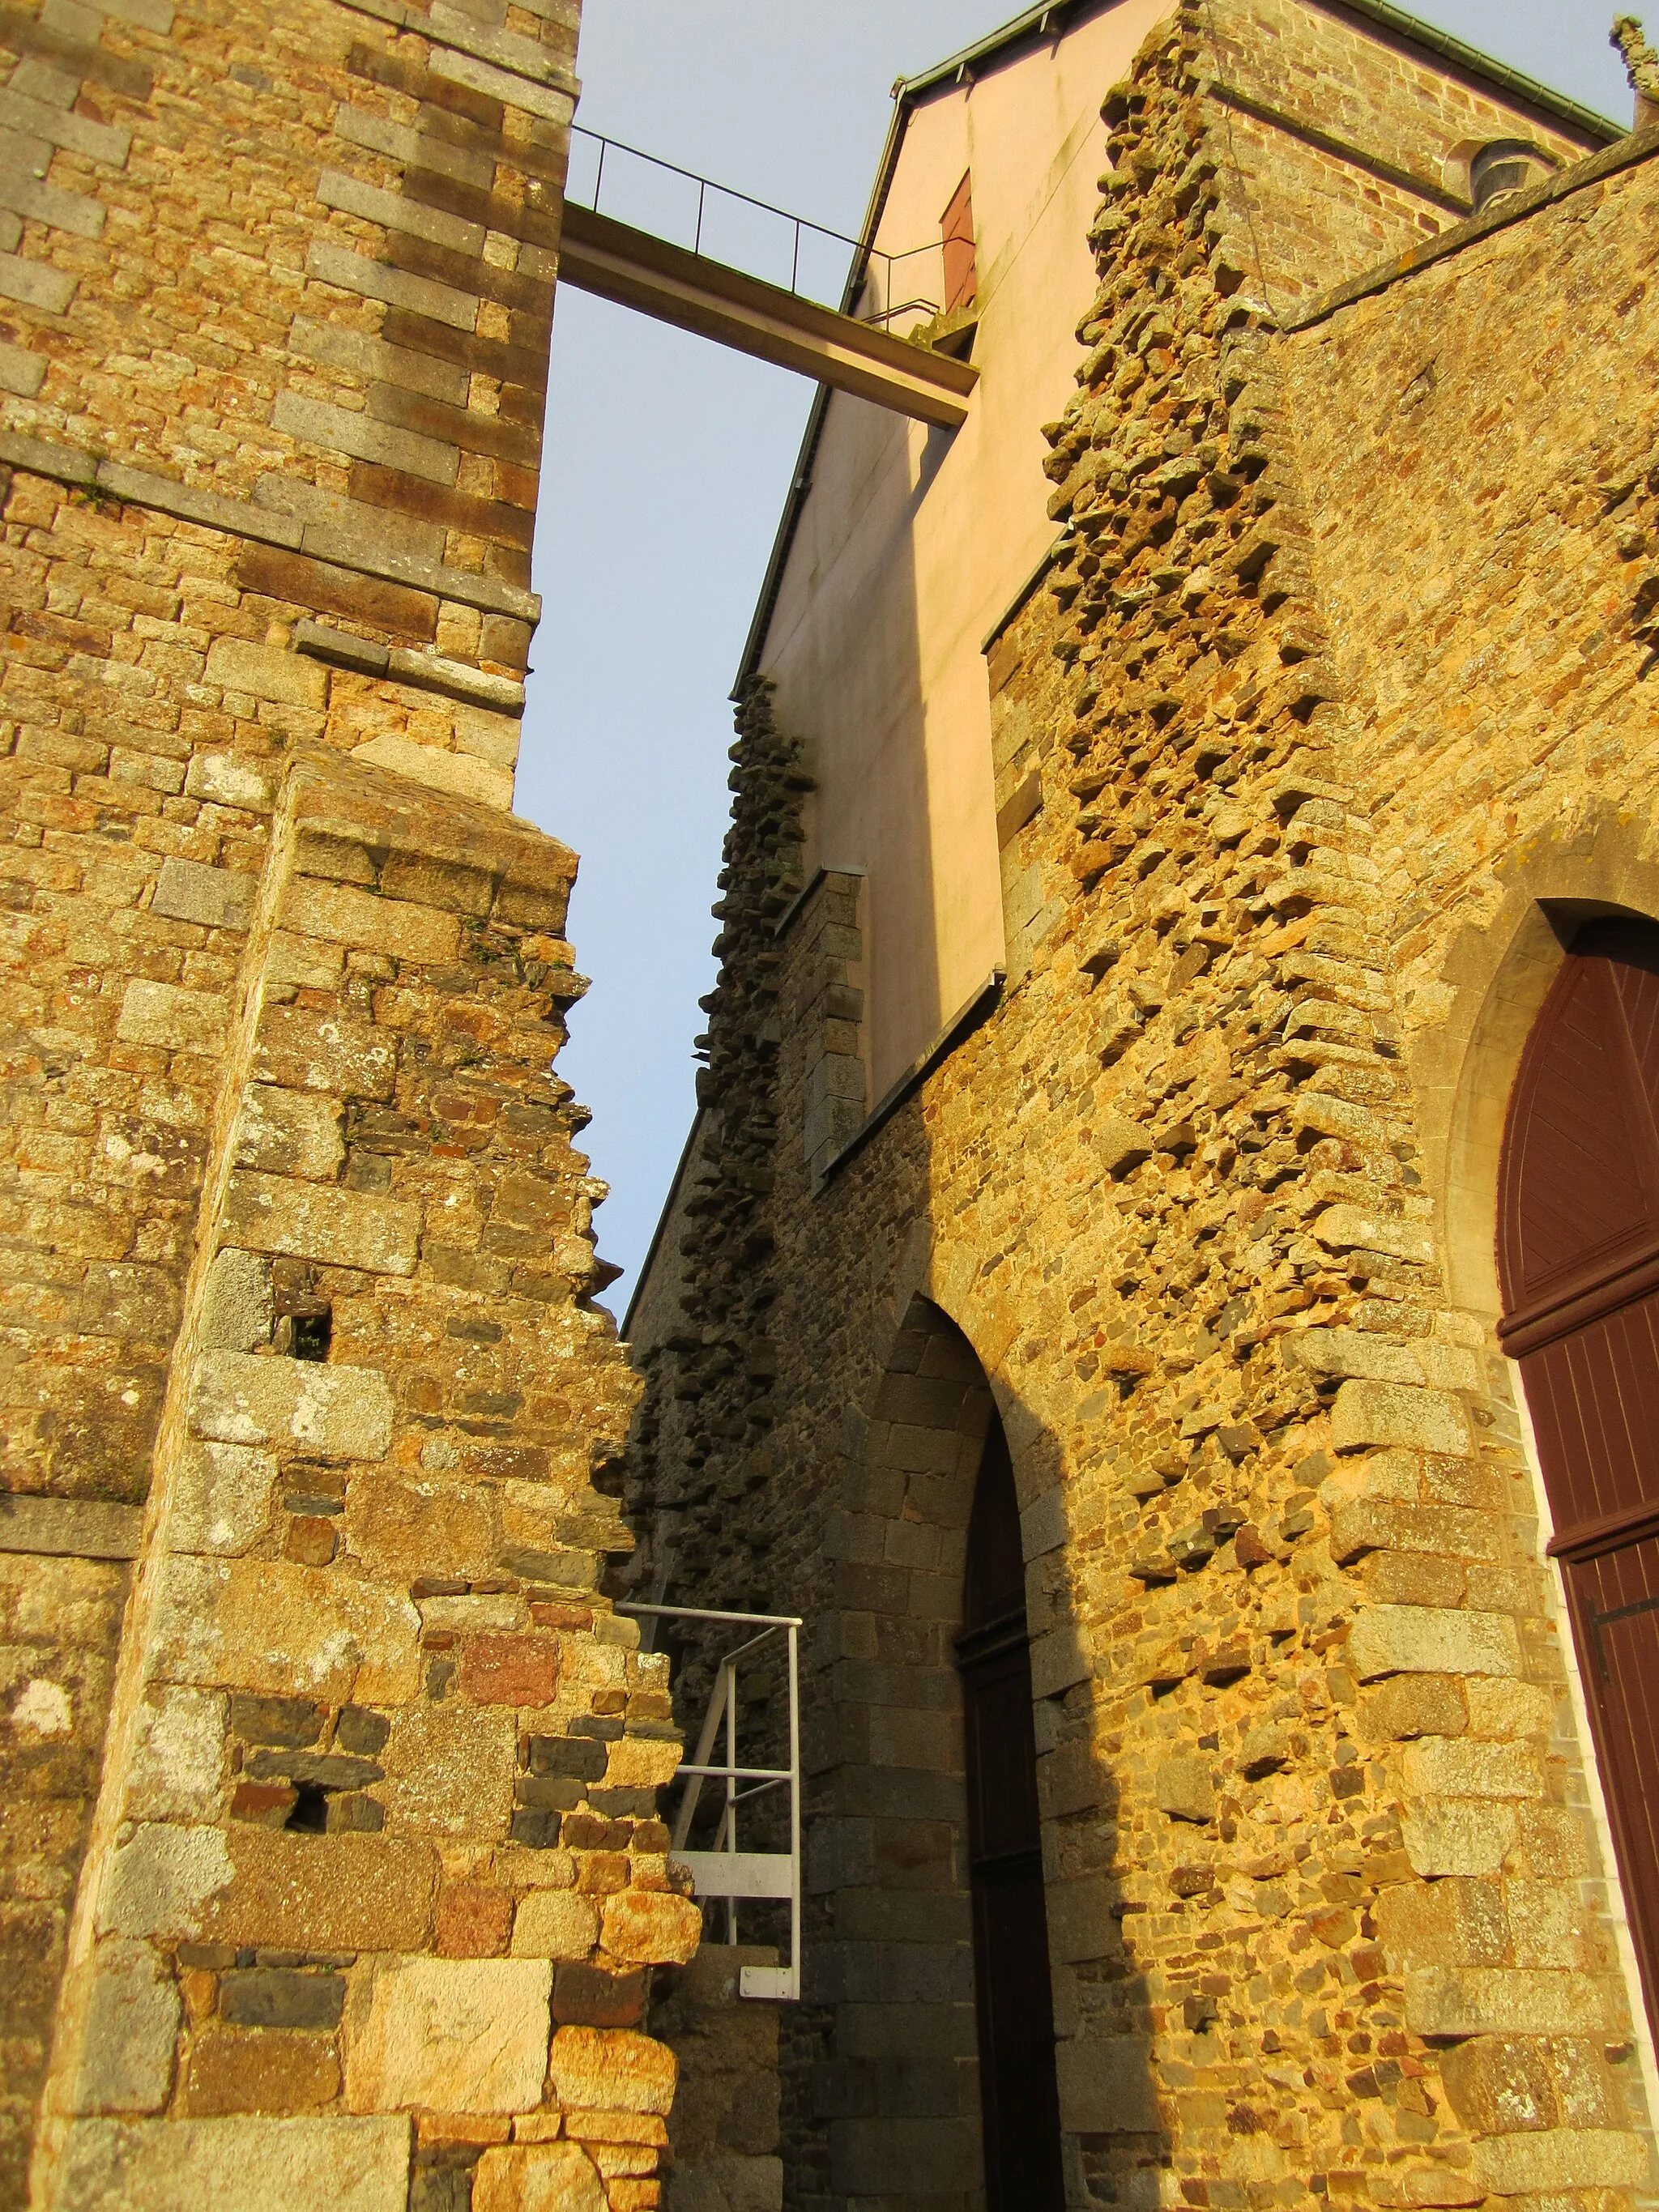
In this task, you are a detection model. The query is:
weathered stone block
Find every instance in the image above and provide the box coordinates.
[1362,1547,1466,1609]
[79,1259,184,1345]
[1030,1622,1090,1698]
[96,1823,235,1941]
[188,1349,394,1462]
[344,1473,496,1582]
[57,2116,410,2212]
[254,1004,398,1099]
[458,1633,561,1706]
[1311,1206,1434,1263]
[380,851,495,914]
[1054,2034,1158,2133]
[1400,1737,1542,1800]
[599,1892,702,1967]
[437,1885,515,1958]
[179,2025,342,2116]
[1098,1112,1153,1175]
[1401,1800,1520,1877]
[73,1941,181,2114]
[232,1087,346,1183]
[1463,1678,1553,1740]
[1375,1877,1508,1971]
[206,637,331,710]
[116,979,229,1055]
[0,1494,143,1559]
[602,1736,682,1790]
[1237,1720,1290,1776]
[1154,1755,1214,1823]
[221,1967,346,2030]
[151,1555,420,1707]
[350,731,514,811]
[220,1172,420,1276]
[1348,1605,1520,1681]
[1405,1966,1611,2037]
[153,857,257,932]
[185,753,279,812]
[1356,1673,1467,1743]
[105,1826,430,1953]
[121,1687,226,1822]
[1439,2032,1626,2137]
[1470,2127,1648,2194]
[379,1702,515,1839]
[471,2142,607,2212]
[1045,1877,1120,1963]
[282,877,460,964]
[1328,1497,1497,1565]
[343,1956,552,2114]
[170,1439,278,1556]
[1037,1739,1101,1819]
[1331,1380,1471,1457]
[200,1249,275,1353]
[511,1890,598,1961]
[547,2027,676,2116]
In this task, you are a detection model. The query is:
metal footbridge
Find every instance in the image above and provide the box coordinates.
[558,128,978,430]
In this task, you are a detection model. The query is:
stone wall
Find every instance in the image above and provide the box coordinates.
[0,0,727,2197]
[22,742,704,2211]
[628,9,1659,2210]
[1203,0,1604,313]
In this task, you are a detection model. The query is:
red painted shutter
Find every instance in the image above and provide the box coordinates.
[940,172,976,316]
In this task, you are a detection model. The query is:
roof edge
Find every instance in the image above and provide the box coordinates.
[898,0,1623,144]
[620,1105,704,1340]
[1310,0,1621,146]
[734,0,1624,694]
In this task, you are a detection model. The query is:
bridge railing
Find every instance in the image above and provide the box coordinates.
[566,125,945,330]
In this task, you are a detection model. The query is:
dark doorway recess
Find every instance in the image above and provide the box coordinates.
[954,1415,1065,2210]
[1498,913,1659,2042]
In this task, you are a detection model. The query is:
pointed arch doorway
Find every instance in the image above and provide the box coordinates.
[955,1410,1066,2210]
[1499,913,1659,2041]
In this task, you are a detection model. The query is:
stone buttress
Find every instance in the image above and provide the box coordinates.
[0,0,730,2196]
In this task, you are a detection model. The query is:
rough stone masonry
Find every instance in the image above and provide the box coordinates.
[0,0,714,2201]
[627,6,1659,2211]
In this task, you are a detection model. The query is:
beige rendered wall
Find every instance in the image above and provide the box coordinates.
[758,0,1175,1102]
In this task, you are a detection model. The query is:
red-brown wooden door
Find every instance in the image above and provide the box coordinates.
[1499,915,1659,2040]
[956,1419,1065,2211]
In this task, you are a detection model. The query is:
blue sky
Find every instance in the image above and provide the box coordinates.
[514,2,1636,1317]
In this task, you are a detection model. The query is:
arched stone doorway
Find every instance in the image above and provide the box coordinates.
[956,1413,1064,2210]
[1499,913,1659,2039]
[814,1292,1065,2208]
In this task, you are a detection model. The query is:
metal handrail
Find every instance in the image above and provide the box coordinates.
[567,125,945,328]
[618,1599,802,2001]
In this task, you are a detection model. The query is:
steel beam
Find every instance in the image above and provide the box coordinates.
[558,203,978,429]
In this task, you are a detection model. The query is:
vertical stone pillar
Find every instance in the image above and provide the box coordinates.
[795,872,867,1189]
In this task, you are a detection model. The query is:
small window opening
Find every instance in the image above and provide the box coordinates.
[1469,140,1554,211]
[290,1308,332,1362]
[285,1783,330,1832]
[940,170,976,314]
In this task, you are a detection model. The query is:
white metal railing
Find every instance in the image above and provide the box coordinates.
[618,1600,801,2001]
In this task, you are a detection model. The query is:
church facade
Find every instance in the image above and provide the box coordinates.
[627,5,1659,2210]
